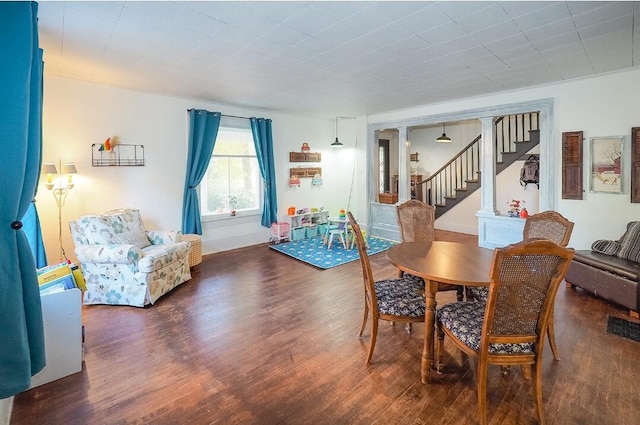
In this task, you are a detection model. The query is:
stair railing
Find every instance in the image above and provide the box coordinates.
[416,112,539,209]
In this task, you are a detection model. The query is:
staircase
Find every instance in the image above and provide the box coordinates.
[417,112,540,218]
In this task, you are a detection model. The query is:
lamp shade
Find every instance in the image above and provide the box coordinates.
[436,123,451,143]
[331,137,344,147]
[61,163,77,175]
[42,163,58,175]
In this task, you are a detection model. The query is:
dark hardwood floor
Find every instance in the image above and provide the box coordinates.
[12,231,640,424]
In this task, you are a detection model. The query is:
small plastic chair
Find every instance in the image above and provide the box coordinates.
[327,222,347,250]
[347,225,369,249]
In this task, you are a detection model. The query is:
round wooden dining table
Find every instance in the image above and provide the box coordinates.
[386,240,495,383]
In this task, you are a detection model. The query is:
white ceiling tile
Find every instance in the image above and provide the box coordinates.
[484,33,532,54]
[373,1,429,21]
[570,1,635,26]
[454,3,511,33]
[470,21,523,44]
[510,2,572,32]
[384,35,432,56]
[280,6,338,36]
[185,1,246,24]
[578,15,634,40]
[395,4,453,35]
[435,1,500,18]
[418,21,471,45]
[123,1,185,23]
[36,1,640,118]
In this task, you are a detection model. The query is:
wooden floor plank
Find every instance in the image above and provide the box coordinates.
[11,231,640,424]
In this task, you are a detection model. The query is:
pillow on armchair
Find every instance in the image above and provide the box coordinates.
[113,229,151,249]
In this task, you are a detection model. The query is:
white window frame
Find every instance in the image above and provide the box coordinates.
[199,119,263,222]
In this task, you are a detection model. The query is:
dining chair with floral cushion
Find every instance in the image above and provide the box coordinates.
[436,239,574,425]
[467,210,574,360]
[348,212,425,365]
[396,199,465,301]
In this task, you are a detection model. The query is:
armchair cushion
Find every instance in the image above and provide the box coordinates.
[75,244,141,264]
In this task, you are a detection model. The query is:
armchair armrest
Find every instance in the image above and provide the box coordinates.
[75,244,142,264]
[146,230,182,245]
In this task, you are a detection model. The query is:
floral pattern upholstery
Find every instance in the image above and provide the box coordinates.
[437,302,533,354]
[467,287,489,303]
[69,208,192,307]
[374,278,425,317]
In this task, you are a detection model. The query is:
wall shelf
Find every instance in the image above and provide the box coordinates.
[92,143,145,166]
[290,167,322,178]
[290,152,321,162]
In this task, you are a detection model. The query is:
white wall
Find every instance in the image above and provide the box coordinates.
[41,68,640,257]
[40,76,366,261]
[368,67,640,249]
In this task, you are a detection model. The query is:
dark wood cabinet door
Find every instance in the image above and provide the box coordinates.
[632,127,640,203]
[562,131,583,200]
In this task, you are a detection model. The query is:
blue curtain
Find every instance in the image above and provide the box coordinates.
[250,118,278,227]
[181,109,221,235]
[24,202,48,268]
[0,1,46,398]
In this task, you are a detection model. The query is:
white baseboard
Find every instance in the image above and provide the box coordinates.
[0,397,13,425]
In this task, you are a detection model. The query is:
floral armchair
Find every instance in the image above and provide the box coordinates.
[69,208,192,307]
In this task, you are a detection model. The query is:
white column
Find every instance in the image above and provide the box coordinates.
[477,116,498,248]
[477,117,497,216]
[398,126,411,202]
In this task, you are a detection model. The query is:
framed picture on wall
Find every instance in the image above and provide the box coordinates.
[590,136,623,194]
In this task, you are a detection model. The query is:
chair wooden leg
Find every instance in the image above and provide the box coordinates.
[456,285,464,302]
[358,301,369,337]
[521,364,532,380]
[406,323,412,334]
[477,359,489,425]
[365,319,378,365]
[533,359,545,425]
[548,307,560,360]
[436,322,444,373]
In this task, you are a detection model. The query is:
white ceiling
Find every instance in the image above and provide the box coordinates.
[37,1,639,118]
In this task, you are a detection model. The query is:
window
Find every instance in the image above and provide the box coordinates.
[200,119,262,218]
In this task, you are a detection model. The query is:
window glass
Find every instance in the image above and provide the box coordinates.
[200,122,262,217]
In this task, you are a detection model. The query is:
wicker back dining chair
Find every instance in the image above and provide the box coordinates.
[468,210,574,360]
[396,200,464,301]
[436,239,575,425]
[347,212,425,365]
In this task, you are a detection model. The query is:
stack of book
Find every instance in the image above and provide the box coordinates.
[36,262,86,295]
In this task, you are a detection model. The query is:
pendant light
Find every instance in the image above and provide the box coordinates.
[331,116,344,147]
[436,123,451,143]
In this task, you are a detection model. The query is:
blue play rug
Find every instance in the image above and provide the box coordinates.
[269,235,395,269]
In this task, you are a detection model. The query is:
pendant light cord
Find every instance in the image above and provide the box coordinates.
[346,134,357,212]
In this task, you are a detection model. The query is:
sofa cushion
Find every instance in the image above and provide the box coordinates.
[591,239,622,256]
[573,250,640,282]
[617,221,640,262]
